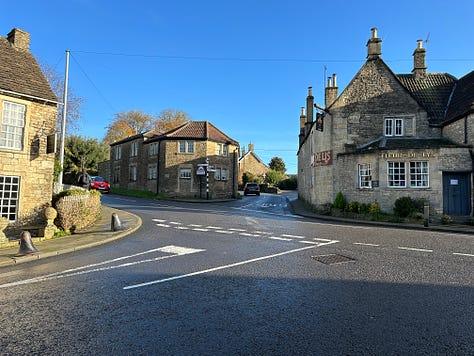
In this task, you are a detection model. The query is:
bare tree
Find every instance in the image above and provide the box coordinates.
[155,109,190,132]
[40,62,84,134]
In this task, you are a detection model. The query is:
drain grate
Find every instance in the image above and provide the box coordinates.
[311,254,355,265]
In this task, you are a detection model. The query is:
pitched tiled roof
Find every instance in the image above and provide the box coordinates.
[110,129,162,146]
[396,73,456,125]
[0,36,57,103]
[446,70,474,123]
[156,121,239,146]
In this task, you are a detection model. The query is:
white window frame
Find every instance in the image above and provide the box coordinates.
[216,143,229,157]
[149,143,158,156]
[385,118,403,137]
[180,168,191,179]
[147,164,157,180]
[387,162,406,187]
[221,167,228,181]
[1,101,26,150]
[114,146,122,160]
[131,141,138,157]
[113,167,120,183]
[129,164,137,182]
[358,164,372,188]
[409,161,429,188]
[179,141,194,154]
[0,175,20,222]
[215,168,221,180]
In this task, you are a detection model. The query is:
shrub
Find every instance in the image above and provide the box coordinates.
[369,202,381,215]
[333,192,347,210]
[278,176,297,190]
[441,214,452,225]
[393,197,424,218]
[346,201,361,213]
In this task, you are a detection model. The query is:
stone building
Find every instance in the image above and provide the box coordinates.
[0,28,58,234]
[298,28,474,217]
[109,121,239,199]
[238,143,269,184]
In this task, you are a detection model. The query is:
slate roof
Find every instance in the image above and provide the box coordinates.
[355,137,469,153]
[396,73,457,125]
[0,35,57,103]
[153,121,239,146]
[445,70,474,123]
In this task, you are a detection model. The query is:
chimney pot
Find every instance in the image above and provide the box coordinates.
[371,27,378,38]
[332,73,337,87]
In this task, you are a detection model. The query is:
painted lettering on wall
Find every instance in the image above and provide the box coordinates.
[380,152,435,159]
[313,150,333,166]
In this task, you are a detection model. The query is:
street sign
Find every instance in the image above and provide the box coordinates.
[196,166,206,175]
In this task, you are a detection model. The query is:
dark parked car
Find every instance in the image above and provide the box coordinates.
[244,182,260,196]
[89,176,110,193]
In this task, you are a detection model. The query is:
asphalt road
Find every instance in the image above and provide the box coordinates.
[0,192,473,355]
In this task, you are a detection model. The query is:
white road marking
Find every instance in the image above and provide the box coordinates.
[188,224,202,227]
[152,219,166,223]
[239,232,261,237]
[123,241,339,290]
[281,234,305,239]
[0,246,204,289]
[453,252,474,257]
[175,226,190,230]
[216,230,234,234]
[228,228,247,232]
[397,246,433,253]
[313,238,334,242]
[169,222,182,225]
[206,226,223,229]
[353,242,380,247]
[192,228,209,232]
[267,236,292,241]
[155,223,171,228]
[299,240,320,245]
[253,231,272,235]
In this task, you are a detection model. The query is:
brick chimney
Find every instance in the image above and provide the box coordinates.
[305,87,314,134]
[366,27,382,59]
[7,28,30,51]
[412,39,427,79]
[248,143,254,152]
[325,74,338,107]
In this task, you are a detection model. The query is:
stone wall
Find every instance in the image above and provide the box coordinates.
[0,95,57,233]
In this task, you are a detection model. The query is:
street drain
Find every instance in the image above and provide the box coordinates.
[311,254,355,265]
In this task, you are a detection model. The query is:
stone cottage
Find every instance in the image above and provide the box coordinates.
[0,28,58,235]
[109,121,239,199]
[298,28,474,217]
[238,143,270,184]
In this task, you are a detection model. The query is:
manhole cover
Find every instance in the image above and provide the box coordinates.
[311,254,355,265]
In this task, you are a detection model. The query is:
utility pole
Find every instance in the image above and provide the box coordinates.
[57,50,70,188]
[206,157,209,200]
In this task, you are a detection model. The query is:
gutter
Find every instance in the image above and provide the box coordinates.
[0,88,59,105]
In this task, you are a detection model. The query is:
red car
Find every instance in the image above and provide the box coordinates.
[89,176,110,193]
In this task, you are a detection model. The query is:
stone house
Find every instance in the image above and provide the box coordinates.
[238,143,269,184]
[108,121,239,199]
[0,28,58,234]
[298,28,474,217]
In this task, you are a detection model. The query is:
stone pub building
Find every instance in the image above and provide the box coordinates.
[298,28,474,218]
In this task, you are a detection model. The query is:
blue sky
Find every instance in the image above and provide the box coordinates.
[4,0,474,174]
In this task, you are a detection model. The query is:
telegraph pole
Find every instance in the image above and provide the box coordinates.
[57,50,70,188]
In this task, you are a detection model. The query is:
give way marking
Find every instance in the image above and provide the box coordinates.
[123,240,339,290]
[0,245,204,289]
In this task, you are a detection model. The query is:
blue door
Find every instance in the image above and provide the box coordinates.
[443,172,471,215]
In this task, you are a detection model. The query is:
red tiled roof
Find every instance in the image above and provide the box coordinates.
[159,121,239,145]
[0,36,57,103]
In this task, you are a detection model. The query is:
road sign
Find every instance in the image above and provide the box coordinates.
[196,166,206,175]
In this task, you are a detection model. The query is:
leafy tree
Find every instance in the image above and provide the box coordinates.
[63,136,109,183]
[102,108,191,145]
[102,110,154,144]
[41,62,84,134]
[242,172,261,186]
[264,170,286,186]
[269,157,286,173]
[155,109,190,132]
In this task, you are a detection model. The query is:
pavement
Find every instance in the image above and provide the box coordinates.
[1,198,473,268]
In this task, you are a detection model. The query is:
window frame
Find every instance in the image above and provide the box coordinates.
[384,118,404,137]
[0,175,20,222]
[147,164,157,180]
[178,141,194,154]
[387,161,406,188]
[149,142,158,156]
[129,164,137,182]
[409,161,429,188]
[180,168,192,179]
[358,163,372,189]
[1,101,26,150]
[114,146,122,160]
[130,141,138,157]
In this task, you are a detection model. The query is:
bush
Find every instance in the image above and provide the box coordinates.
[333,192,347,210]
[393,197,424,218]
[369,202,381,215]
[346,201,361,213]
[278,176,297,190]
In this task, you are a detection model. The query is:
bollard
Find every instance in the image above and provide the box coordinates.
[16,230,39,256]
[111,213,122,231]
[423,204,430,227]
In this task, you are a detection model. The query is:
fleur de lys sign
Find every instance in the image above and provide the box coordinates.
[312,150,333,166]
